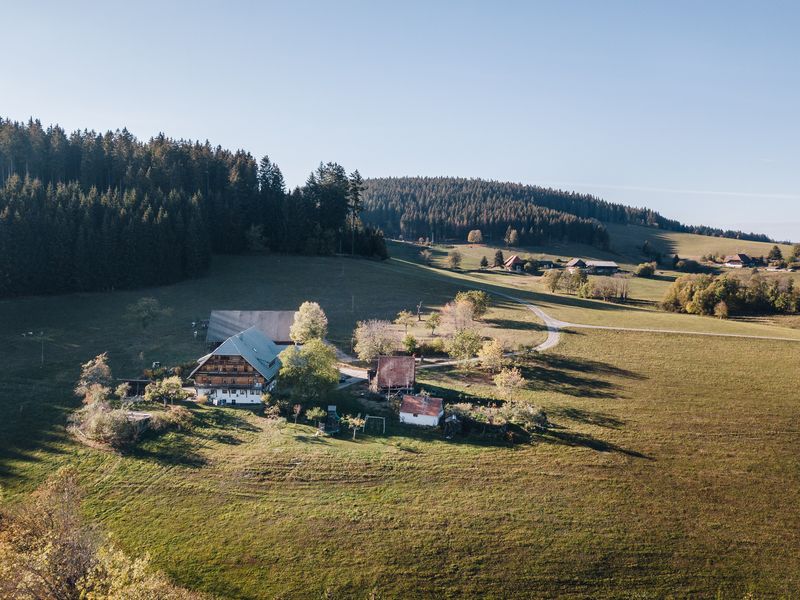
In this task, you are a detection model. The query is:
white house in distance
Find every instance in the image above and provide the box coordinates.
[723,253,753,268]
[190,326,282,406]
[399,394,444,427]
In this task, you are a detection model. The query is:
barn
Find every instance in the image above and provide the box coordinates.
[206,310,297,346]
[399,394,444,427]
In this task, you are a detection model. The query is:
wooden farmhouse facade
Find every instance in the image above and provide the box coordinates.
[190,327,281,406]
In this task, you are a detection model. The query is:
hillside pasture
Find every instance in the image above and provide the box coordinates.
[8,329,800,598]
[2,248,800,598]
[604,222,795,260]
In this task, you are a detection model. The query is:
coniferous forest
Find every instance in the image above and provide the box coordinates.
[0,118,386,298]
[361,177,775,246]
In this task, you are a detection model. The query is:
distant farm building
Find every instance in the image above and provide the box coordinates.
[724,254,753,268]
[206,310,297,346]
[586,260,619,275]
[370,356,415,394]
[191,327,281,406]
[538,259,556,269]
[504,255,525,272]
[565,258,586,272]
[566,258,619,275]
[399,394,444,427]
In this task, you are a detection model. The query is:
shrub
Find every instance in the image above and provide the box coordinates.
[446,329,483,362]
[419,338,446,355]
[714,300,729,319]
[494,367,525,399]
[402,334,418,354]
[195,394,209,406]
[69,403,139,450]
[478,339,505,372]
[634,262,657,278]
[151,405,194,432]
[447,250,462,270]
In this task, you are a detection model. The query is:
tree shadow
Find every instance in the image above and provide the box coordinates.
[208,432,244,445]
[531,353,646,381]
[549,406,625,429]
[536,428,652,459]
[131,434,208,467]
[193,407,262,433]
[484,317,546,332]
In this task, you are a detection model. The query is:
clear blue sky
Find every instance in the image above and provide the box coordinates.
[2,0,798,241]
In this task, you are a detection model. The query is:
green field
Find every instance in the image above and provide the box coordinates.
[2,242,800,598]
[603,223,795,260]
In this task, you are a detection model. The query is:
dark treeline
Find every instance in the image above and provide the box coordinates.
[0,118,386,297]
[363,177,611,248]
[362,177,776,246]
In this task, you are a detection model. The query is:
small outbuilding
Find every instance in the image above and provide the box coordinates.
[370,356,416,394]
[399,394,444,427]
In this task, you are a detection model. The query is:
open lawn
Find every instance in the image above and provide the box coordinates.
[604,222,795,260]
[2,247,800,598]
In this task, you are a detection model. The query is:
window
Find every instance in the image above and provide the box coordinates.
[222,389,228,394]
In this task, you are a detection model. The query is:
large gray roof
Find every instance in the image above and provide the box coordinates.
[192,326,283,381]
[206,310,297,344]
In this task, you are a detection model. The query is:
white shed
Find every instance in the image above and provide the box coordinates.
[399,394,444,427]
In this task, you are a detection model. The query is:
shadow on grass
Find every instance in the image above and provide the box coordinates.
[485,317,547,332]
[549,406,626,429]
[132,433,208,468]
[193,407,262,433]
[531,353,646,381]
[536,428,652,459]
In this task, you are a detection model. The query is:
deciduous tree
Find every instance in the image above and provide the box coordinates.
[278,339,339,404]
[290,301,328,344]
[353,320,397,361]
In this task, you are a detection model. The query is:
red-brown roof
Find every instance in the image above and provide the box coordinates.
[376,356,415,388]
[504,254,525,267]
[400,395,443,417]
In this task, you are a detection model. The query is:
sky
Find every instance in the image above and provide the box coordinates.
[1,0,798,241]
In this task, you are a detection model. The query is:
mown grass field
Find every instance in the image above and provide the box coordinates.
[2,238,800,598]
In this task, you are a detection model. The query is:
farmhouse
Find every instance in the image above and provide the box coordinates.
[565,258,586,272]
[190,326,281,406]
[503,255,525,272]
[724,253,753,268]
[566,258,619,275]
[370,355,415,393]
[399,394,444,426]
[206,310,297,346]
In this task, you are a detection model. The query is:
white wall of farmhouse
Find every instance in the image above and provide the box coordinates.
[196,387,264,405]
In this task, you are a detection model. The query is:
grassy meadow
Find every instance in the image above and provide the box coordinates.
[2,233,800,598]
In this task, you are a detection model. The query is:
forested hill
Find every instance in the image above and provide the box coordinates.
[0,118,385,297]
[362,177,774,246]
